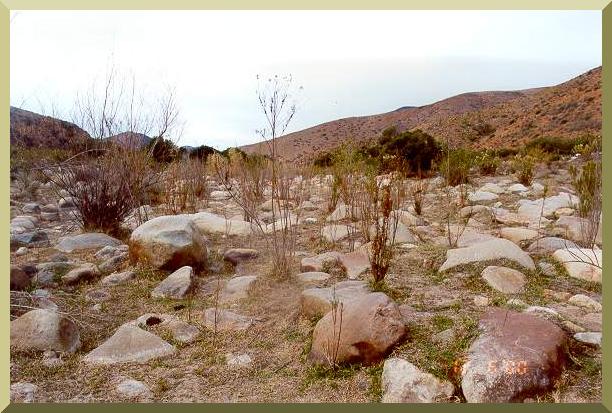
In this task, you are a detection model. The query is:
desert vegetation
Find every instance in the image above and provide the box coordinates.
[9,68,603,404]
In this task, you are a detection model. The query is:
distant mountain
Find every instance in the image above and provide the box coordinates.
[10,106,91,149]
[105,132,152,149]
[240,66,601,163]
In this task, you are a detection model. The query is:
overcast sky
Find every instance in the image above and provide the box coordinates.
[10,10,601,149]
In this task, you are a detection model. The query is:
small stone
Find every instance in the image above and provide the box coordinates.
[101,270,136,286]
[15,247,28,256]
[62,263,100,285]
[473,295,489,306]
[226,353,252,366]
[203,308,254,331]
[293,271,331,286]
[116,379,153,399]
[382,358,454,403]
[11,382,38,403]
[219,275,257,304]
[573,332,601,347]
[151,266,195,299]
[567,294,602,312]
[223,248,259,265]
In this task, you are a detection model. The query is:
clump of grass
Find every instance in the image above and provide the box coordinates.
[300,364,359,392]
[365,362,384,402]
[431,314,454,332]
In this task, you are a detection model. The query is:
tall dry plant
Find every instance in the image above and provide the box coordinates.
[160,158,209,214]
[43,145,157,236]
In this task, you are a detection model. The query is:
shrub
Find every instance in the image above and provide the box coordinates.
[512,154,535,186]
[44,146,156,235]
[439,148,473,186]
[147,137,178,163]
[476,151,500,175]
[380,129,441,176]
[570,160,602,219]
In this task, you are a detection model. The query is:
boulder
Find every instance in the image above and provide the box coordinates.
[301,280,370,319]
[567,294,601,312]
[499,227,539,245]
[527,237,578,254]
[554,215,602,245]
[552,248,602,283]
[478,183,505,194]
[219,275,258,304]
[11,231,49,251]
[129,215,208,271]
[116,379,152,399]
[468,191,498,203]
[300,252,343,272]
[439,238,535,272]
[10,309,81,353]
[461,308,567,402]
[223,248,259,265]
[98,252,129,273]
[22,203,41,214]
[151,266,195,299]
[321,224,353,243]
[62,263,100,285]
[55,233,121,253]
[338,247,371,279]
[481,266,526,294]
[327,203,360,222]
[382,358,454,403]
[191,211,252,236]
[101,270,136,286]
[10,266,31,291]
[309,292,405,366]
[10,382,38,403]
[203,308,254,331]
[293,271,331,286]
[573,332,601,347]
[507,183,528,193]
[517,192,578,220]
[83,324,175,365]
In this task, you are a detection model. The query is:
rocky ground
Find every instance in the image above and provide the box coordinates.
[9,159,602,403]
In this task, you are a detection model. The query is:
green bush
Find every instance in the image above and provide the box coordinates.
[379,129,441,176]
[512,154,535,186]
[525,135,598,156]
[147,137,178,163]
[570,160,602,218]
[439,148,474,186]
[476,151,500,175]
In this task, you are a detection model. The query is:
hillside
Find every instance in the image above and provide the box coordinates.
[10,106,91,149]
[105,132,153,149]
[241,67,601,163]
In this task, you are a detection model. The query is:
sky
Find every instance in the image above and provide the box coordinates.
[10,10,602,149]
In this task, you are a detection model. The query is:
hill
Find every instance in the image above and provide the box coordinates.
[10,106,91,149]
[240,66,601,163]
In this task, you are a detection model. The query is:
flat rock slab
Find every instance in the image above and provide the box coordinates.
[468,190,499,203]
[151,266,195,299]
[527,237,579,254]
[116,379,152,400]
[439,238,535,272]
[500,227,539,245]
[191,211,252,236]
[293,271,331,286]
[220,275,257,304]
[517,192,578,219]
[309,292,405,366]
[461,308,567,403]
[55,233,121,253]
[11,309,81,353]
[203,308,254,331]
[83,324,175,365]
[382,358,454,403]
[223,248,259,265]
[62,263,100,285]
[301,280,371,319]
[101,270,136,286]
[321,224,353,243]
[552,248,602,283]
[574,332,601,347]
[300,252,343,272]
[481,266,526,294]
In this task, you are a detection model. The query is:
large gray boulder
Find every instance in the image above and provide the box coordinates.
[83,324,175,365]
[461,308,567,402]
[11,309,81,353]
[129,215,208,271]
[309,292,405,366]
[439,238,535,272]
[55,233,121,253]
[191,211,252,236]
